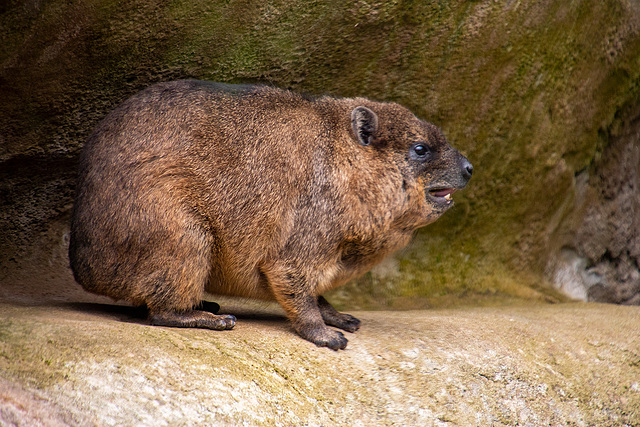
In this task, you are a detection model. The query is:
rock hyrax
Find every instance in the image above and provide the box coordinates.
[69,80,473,350]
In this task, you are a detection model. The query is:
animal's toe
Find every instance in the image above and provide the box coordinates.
[220,314,236,329]
[325,330,348,350]
[340,314,361,332]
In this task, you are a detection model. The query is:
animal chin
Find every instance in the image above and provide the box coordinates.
[427,187,456,206]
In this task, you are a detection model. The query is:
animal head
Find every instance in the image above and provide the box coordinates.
[351,103,473,226]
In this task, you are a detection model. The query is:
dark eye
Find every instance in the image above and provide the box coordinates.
[413,144,429,157]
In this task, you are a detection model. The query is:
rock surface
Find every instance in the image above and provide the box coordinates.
[1,299,638,426]
[1,1,640,422]
[547,107,640,305]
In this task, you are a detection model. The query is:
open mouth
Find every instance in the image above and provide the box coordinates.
[428,187,456,204]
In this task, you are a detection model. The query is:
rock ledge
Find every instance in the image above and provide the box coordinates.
[1,302,638,426]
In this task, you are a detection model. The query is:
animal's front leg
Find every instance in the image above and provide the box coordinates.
[290,294,349,350]
[318,295,361,332]
[266,268,348,350]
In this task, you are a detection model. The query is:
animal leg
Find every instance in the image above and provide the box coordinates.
[265,268,348,350]
[150,310,236,330]
[317,296,361,332]
[290,295,348,350]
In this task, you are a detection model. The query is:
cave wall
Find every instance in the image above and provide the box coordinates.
[548,101,640,304]
[1,0,640,307]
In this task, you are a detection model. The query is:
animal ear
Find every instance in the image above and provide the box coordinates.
[351,106,378,146]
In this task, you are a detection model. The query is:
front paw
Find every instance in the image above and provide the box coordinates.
[328,313,361,333]
[317,296,360,332]
[296,324,348,350]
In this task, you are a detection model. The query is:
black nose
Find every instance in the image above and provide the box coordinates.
[461,158,473,181]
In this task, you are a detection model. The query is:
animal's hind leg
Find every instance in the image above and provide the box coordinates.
[148,275,233,331]
[135,203,235,331]
[147,275,235,330]
[150,310,235,330]
[144,237,236,331]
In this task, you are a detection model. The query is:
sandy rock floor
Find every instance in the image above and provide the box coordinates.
[0,297,638,426]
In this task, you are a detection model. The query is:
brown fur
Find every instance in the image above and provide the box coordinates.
[69,80,472,350]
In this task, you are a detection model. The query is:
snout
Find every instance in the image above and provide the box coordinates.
[461,156,473,183]
[424,152,473,209]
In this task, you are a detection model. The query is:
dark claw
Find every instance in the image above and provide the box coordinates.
[220,314,236,329]
[323,330,348,350]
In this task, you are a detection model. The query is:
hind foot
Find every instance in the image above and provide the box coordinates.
[150,309,236,330]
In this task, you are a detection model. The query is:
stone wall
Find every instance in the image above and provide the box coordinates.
[548,102,640,304]
[2,0,640,306]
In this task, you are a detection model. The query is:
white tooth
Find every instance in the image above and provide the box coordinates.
[445,194,451,201]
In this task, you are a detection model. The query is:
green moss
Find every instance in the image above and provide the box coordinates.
[2,0,640,308]
[0,318,72,388]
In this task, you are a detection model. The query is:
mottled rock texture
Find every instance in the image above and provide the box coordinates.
[3,1,639,424]
[549,107,640,304]
[0,302,638,426]
[2,0,640,305]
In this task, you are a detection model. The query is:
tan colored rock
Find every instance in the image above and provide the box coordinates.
[1,301,638,425]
